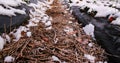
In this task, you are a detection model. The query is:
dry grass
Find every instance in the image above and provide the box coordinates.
[0,0,107,63]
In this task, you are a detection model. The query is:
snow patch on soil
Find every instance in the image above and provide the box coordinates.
[84,54,96,63]
[83,23,95,37]
[4,56,15,63]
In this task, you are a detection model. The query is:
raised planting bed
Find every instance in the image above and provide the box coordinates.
[71,6,120,63]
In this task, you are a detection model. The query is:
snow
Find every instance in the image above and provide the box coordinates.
[64,26,73,33]
[83,23,95,37]
[97,61,108,63]
[97,61,103,63]
[28,1,53,30]
[5,35,11,43]
[9,0,54,41]
[52,56,61,62]
[94,6,118,17]
[10,7,26,15]
[26,32,32,37]
[111,18,120,25]
[12,26,29,41]
[69,0,120,26]
[116,4,120,8]
[26,21,38,27]
[4,56,15,62]
[45,21,52,26]
[46,26,52,30]
[104,61,108,63]
[0,0,25,7]
[62,61,67,63]
[68,21,73,24]
[0,0,26,16]
[0,36,6,51]
[70,0,120,17]
[0,6,16,16]
[70,0,80,3]
[52,56,66,63]
[0,0,113,62]
[54,38,59,44]
[0,0,54,50]
[84,54,96,63]
[0,6,26,16]
[2,34,11,43]
[114,12,120,17]
[88,43,93,47]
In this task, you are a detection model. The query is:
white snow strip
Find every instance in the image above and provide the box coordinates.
[70,0,119,17]
[28,1,53,30]
[0,6,16,16]
[9,7,26,15]
[0,0,25,7]
[0,0,26,16]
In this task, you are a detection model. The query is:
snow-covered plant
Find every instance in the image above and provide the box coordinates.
[0,0,26,16]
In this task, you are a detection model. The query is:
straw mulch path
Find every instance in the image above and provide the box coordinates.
[0,0,107,63]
